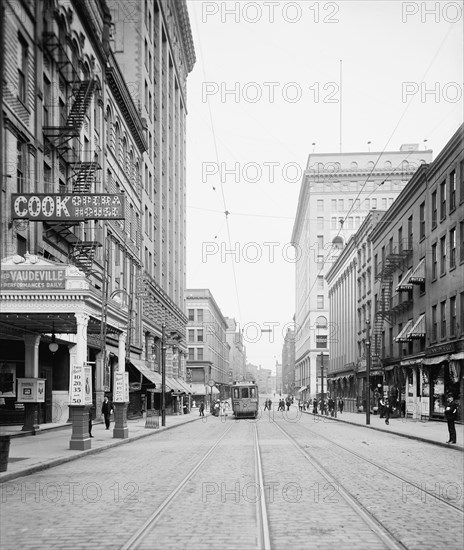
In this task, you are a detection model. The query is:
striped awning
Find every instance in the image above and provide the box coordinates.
[396,268,413,291]
[407,314,426,339]
[408,258,425,284]
[395,319,414,343]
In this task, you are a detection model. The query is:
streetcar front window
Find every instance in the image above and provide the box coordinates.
[233,388,240,399]
[241,388,249,398]
[250,388,256,398]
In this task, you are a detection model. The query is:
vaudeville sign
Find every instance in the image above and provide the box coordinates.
[11,193,125,221]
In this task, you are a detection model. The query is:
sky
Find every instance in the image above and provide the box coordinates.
[184,0,463,374]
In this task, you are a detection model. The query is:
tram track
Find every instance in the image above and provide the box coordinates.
[269,420,408,549]
[289,418,464,514]
[121,420,272,550]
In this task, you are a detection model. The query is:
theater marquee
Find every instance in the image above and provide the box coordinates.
[11,193,125,221]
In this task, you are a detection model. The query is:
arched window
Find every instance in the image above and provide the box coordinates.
[122,136,127,171]
[350,161,358,170]
[332,236,344,250]
[129,150,134,183]
[367,161,375,170]
[384,160,392,169]
[316,316,327,329]
[114,122,121,160]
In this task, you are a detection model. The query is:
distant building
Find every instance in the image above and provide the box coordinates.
[256,367,272,394]
[225,317,246,383]
[282,328,295,395]
[185,289,230,402]
[291,145,433,402]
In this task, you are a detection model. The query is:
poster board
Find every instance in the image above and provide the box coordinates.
[17,378,45,403]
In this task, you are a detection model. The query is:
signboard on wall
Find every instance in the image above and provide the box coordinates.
[11,193,125,221]
[113,372,128,403]
[17,378,45,403]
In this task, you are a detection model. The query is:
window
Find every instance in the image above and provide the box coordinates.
[331,199,337,210]
[17,234,27,255]
[440,180,446,220]
[331,217,337,229]
[317,295,324,309]
[398,227,403,252]
[431,190,437,228]
[365,198,370,210]
[419,201,425,239]
[188,348,194,361]
[43,76,51,126]
[440,236,446,275]
[450,170,456,211]
[449,228,456,269]
[432,305,437,341]
[450,296,456,336]
[17,140,26,192]
[382,198,387,209]
[197,348,204,361]
[197,329,204,342]
[460,221,464,264]
[431,243,437,279]
[197,309,203,323]
[317,217,324,230]
[372,198,377,209]
[408,215,413,249]
[18,36,28,103]
[188,329,194,342]
[188,309,194,321]
[338,199,344,210]
[317,276,324,289]
[317,235,324,249]
[316,315,327,328]
[440,301,446,338]
[317,199,324,211]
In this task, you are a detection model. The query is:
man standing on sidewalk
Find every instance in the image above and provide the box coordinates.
[445,394,458,444]
[102,396,114,430]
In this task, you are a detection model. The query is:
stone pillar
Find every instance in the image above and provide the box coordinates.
[22,335,41,432]
[118,331,126,373]
[69,313,91,449]
[69,405,91,450]
[413,367,419,420]
[94,351,105,421]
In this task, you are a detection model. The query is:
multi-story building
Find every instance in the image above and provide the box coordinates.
[291,146,433,403]
[369,125,463,421]
[326,211,386,412]
[185,289,230,402]
[245,362,259,382]
[0,0,149,427]
[225,317,246,383]
[282,328,295,396]
[108,0,196,385]
[256,367,272,394]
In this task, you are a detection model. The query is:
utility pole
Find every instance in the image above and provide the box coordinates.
[320,352,325,415]
[365,319,371,425]
[161,322,166,427]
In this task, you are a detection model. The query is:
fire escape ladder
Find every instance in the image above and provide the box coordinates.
[69,240,101,275]
[372,274,394,358]
[67,80,96,129]
[69,160,100,193]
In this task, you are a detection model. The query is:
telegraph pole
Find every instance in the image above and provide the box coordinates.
[365,319,371,425]
[161,322,166,427]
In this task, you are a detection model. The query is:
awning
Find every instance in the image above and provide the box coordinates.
[450,352,464,361]
[189,383,208,395]
[130,359,162,387]
[396,268,413,291]
[166,376,185,393]
[407,314,426,339]
[400,356,425,367]
[295,387,305,394]
[409,258,425,284]
[176,379,193,394]
[384,365,396,371]
[423,355,449,366]
[395,319,414,343]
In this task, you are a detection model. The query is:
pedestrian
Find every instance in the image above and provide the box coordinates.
[445,394,458,444]
[199,402,205,416]
[101,395,113,429]
[88,407,94,438]
[286,397,291,411]
[338,398,344,413]
[313,398,318,415]
[379,396,385,418]
[384,397,391,425]
[328,397,335,416]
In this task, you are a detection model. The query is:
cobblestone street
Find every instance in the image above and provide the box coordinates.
[1,411,463,549]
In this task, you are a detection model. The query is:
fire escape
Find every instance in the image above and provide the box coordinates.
[372,241,413,360]
[42,28,101,274]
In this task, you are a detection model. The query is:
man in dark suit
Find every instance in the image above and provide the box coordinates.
[445,394,458,444]
[101,396,113,429]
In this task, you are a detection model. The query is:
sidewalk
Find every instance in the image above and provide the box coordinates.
[302,408,464,450]
[0,410,208,483]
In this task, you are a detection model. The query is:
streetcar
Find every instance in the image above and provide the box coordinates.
[231,381,259,418]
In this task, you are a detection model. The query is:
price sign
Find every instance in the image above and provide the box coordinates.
[124,372,129,402]
[69,365,84,405]
[84,365,93,405]
[113,372,125,403]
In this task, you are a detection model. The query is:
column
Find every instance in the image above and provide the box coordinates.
[69,313,91,451]
[22,335,41,431]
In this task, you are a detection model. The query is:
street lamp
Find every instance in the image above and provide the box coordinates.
[365,319,371,425]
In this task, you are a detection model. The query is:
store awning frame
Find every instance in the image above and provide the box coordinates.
[407,314,426,339]
[395,319,414,343]
[423,355,449,366]
[408,258,425,284]
[396,268,413,292]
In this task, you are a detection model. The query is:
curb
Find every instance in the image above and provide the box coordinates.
[0,415,203,484]
[303,411,464,451]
